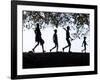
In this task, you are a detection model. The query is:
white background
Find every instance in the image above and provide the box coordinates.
[0,0,100,80]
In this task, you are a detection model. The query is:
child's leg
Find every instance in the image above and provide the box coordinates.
[63,39,69,52]
[56,44,58,52]
[69,41,71,52]
[33,42,39,52]
[84,46,86,53]
[41,44,45,52]
[62,45,68,52]
[50,44,56,52]
[69,45,71,52]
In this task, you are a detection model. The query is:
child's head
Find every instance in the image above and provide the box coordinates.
[84,37,86,40]
[67,26,70,30]
[54,29,57,33]
[36,23,39,28]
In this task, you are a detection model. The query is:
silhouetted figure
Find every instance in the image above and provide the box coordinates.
[62,26,72,52]
[82,37,88,53]
[50,30,58,52]
[32,23,45,53]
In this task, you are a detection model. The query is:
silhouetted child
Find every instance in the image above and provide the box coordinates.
[82,37,88,53]
[50,30,58,52]
[62,26,73,52]
[32,23,45,53]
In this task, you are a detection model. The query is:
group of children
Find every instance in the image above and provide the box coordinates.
[32,23,88,53]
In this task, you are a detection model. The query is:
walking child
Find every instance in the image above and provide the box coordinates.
[82,37,88,53]
[32,23,45,53]
[50,30,58,52]
[62,26,73,52]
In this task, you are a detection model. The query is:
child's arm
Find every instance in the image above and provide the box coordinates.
[69,33,73,41]
[63,28,66,31]
[70,35,74,41]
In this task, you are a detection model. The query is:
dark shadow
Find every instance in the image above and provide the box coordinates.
[50,30,58,52]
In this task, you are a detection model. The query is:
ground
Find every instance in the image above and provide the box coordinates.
[23,51,90,69]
